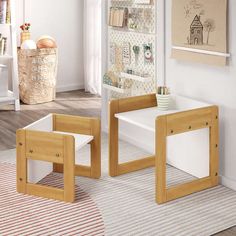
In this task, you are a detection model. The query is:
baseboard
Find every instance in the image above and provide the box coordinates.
[220,175,236,191]
[56,83,84,93]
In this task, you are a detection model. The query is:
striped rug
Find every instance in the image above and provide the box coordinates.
[1,134,236,235]
[0,163,105,236]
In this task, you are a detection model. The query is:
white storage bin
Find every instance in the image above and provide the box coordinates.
[0,64,8,97]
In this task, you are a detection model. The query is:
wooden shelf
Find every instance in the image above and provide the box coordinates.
[120,72,152,82]
[103,84,129,94]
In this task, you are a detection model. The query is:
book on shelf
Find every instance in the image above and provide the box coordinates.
[6,0,10,24]
[0,0,11,24]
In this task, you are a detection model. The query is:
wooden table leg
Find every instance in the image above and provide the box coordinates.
[109,100,119,177]
[156,116,167,204]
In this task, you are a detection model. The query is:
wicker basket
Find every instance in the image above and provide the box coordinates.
[18,48,58,104]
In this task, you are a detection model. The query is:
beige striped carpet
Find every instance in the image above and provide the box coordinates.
[1,134,236,236]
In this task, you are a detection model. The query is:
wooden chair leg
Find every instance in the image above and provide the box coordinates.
[63,136,75,202]
[90,119,101,179]
[16,129,27,194]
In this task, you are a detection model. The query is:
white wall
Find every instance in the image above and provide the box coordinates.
[165,0,236,189]
[16,0,84,92]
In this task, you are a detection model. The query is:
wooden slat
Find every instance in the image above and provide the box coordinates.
[16,129,27,193]
[166,106,213,136]
[90,118,101,179]
[26,183,64,201]
[109,100,119,177]
[210,106,219,186]
[117,94,157,113]
[118,156,155,175]
[25,130,64,162]
[26,153,63,164]
[156,116,167,204]
[166,177,212,202]
[75,165,91,177]
[54,114,97,135]
[63,135,75,202]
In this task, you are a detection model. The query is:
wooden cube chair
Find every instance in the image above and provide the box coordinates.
[16,114,101,203]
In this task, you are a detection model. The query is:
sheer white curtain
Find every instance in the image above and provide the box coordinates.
[83,0,102,95]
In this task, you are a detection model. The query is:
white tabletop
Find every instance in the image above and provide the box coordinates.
[115,95,211,133]
[115,107,179,132]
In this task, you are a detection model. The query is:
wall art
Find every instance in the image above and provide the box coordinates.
[172,0,228,66]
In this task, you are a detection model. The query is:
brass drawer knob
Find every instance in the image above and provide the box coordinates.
[29,150,33,153]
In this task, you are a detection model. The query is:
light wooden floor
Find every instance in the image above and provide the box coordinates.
[0,90,235,235]
[0,90,101,151]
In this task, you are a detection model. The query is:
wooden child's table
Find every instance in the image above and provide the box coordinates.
[109,94,219,204]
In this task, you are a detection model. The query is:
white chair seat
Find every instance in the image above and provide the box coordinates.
[53,131,93,151]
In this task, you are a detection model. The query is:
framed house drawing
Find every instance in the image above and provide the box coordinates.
[171,0,229,66]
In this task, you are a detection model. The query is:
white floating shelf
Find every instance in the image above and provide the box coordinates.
[0,54,13,59]
[109,26,156,37]
[172,46,230,58]
[103,84,129,94]
[0,90,15,103]
[0,23,11,26]
[120,72,152,82]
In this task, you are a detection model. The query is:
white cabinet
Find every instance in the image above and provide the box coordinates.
[0,0,20,111]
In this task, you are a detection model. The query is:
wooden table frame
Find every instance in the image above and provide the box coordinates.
[109,94,219,204]
[17,114,101,203]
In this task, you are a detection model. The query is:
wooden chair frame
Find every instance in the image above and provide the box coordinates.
[109,94,219,204]
[17,114,101,203]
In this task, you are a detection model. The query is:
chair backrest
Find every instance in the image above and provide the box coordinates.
[24,114,53,132]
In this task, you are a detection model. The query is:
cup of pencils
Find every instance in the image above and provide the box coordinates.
[156,86,170,111]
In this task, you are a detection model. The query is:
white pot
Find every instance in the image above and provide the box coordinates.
[0,64,8,97]
[156,94,170,111]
